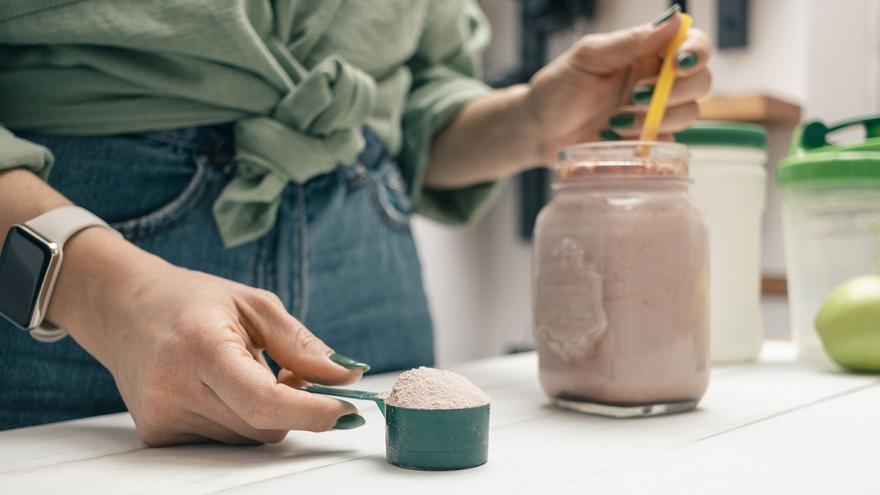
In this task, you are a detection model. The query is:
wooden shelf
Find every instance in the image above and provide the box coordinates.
[762,275,788,295]
[698,93,802,124]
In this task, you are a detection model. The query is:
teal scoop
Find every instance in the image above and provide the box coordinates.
[305,385,489,470]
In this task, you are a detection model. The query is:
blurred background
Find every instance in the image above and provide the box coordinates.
[417,0,880,365]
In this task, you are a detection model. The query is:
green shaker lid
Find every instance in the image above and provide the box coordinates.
[778,116,880,186]
[674,121,767,149]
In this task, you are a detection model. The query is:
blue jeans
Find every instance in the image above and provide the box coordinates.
[0,125,434,430]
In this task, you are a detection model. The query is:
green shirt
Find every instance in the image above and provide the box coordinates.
[0,0,501,247]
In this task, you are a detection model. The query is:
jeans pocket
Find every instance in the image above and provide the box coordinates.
[109,155,214,240]
[19,129,227,242]
[370,159,413,230]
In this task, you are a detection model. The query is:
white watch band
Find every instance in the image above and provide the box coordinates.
[26,206,114,248]
[24,206,119,343]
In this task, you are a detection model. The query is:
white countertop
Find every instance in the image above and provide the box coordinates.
[1,341,878,494]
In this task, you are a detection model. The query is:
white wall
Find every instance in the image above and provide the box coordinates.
[412,0,529,365]
[416,0,880,364]
[411,218,488,364]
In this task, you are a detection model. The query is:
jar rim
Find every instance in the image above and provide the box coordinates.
[557,141,689,161]
[555,141,690,179]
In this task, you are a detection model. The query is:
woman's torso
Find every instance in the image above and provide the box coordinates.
[0,0,428,151]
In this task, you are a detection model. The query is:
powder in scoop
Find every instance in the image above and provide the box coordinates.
[383,367,490,410]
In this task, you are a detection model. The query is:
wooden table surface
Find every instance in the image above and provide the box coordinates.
[1,341,878,494]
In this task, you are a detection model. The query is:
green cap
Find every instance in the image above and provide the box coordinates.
[674,121,767,149]
[777,116,880,186]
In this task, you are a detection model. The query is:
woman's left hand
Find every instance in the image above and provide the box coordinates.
[525,8,712,162]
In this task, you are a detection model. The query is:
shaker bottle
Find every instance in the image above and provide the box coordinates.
[778,116,880,366]
[532,141,710,418]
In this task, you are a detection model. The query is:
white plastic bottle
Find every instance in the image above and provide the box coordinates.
[676,122,768,363]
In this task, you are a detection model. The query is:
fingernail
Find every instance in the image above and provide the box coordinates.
[332,414,366,430]
[677,51,698,69]
[633,85,655,105]
[652,4,681,26]
[599,129,621,141]
[329,353,371,372]
[609,112,635,129]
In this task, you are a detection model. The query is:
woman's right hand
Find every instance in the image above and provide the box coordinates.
[48,226,366,446]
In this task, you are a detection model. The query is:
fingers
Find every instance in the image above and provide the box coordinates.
[185,413,263,445]
[197,386,289,444]
[203,345,358,432]
[571,12,681,74]
[277,368,309,389]
[632,68,711,108]
[240,290,366,386]
[676,28,712,77]
[608,102,699,138]
[136,426,209,447]
[629,27,711,82]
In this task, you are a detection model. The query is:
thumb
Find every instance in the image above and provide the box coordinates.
[573,10,681,74]
[242,290,368,385]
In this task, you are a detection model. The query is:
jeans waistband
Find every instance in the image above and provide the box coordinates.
[134,124,388,174]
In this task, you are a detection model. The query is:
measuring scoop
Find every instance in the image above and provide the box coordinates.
[305,384,490,471]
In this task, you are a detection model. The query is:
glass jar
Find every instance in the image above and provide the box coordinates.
[532,142,710,417]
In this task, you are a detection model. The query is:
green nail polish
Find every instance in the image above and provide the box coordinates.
[677,51,698,69]
[633,85,655,105]
[329,353,371,371]
[609,112,635,129]
[599,129,621,141]
[652,4,681,26]
[332,414,366,430]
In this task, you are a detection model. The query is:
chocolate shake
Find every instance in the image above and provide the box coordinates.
[533,142,709,413]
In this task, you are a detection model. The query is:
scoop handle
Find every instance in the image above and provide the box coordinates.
[639,12,693,144]
[304,385,386,417]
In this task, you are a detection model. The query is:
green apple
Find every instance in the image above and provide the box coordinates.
[815,275,880,372]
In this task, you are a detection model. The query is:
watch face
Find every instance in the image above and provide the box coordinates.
[0,226,53,329]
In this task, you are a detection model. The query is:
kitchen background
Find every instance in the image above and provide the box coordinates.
[414,0,880,365]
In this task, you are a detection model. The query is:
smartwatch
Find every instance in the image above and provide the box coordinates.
[0,206,119,343]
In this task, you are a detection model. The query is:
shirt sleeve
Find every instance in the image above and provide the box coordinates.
[0,126,54,179]
[398,0,504,226]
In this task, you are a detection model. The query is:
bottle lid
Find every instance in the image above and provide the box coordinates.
[778,116,880,186]
[674,121,767,150]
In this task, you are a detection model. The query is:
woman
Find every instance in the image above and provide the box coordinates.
[0,1,710,444]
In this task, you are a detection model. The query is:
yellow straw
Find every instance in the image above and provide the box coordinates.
[639,13,693,151]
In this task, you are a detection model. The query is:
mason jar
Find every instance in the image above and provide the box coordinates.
[532,141,710,417]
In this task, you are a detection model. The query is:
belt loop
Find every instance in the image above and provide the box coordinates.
[359,126,386,170]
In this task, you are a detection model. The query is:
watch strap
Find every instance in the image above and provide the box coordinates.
[25,206,115,248]
[23,206,120,343]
